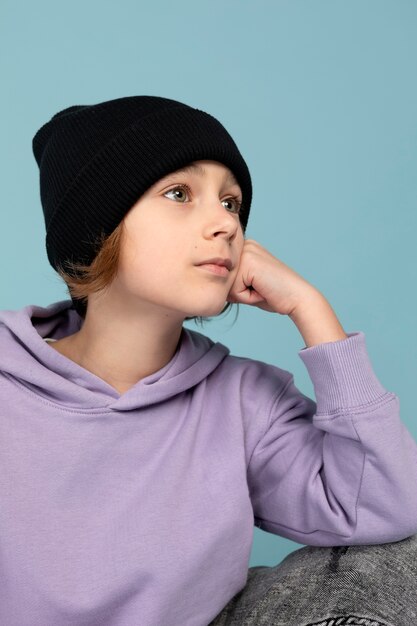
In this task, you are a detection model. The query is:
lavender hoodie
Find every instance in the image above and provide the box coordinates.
[0,298,416,626]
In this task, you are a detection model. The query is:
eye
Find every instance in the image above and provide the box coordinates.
[163,184,242,214]
[222,197,242,214]
[164,185,189,203]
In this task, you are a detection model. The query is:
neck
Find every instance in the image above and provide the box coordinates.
[50,299,185,395]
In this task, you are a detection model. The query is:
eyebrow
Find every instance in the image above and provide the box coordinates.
[163,162,240,188]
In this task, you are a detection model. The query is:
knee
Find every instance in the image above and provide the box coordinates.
[341,532,417,566]
[325,533,417,598]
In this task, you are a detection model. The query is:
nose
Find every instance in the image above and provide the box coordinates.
[202,200,241,243]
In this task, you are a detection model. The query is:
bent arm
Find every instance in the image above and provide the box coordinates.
[247,332,417,546]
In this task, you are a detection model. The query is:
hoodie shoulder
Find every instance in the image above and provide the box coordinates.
[186,328,294,401]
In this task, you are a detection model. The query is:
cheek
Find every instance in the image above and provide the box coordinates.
[236,230,245,257]
[118,227,184,277]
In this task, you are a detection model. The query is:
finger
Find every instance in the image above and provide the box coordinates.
[234,289,265,306]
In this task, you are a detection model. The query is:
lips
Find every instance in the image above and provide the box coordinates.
[195,257,234,279]
[196,257,233,271]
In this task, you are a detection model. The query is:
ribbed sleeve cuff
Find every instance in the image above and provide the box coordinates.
[298,331,390,415]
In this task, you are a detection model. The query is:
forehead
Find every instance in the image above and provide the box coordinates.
[163,161,239,187]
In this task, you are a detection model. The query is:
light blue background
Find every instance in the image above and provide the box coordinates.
[1,0,416,567]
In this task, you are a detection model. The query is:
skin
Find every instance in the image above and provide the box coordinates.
[49,159,347,395]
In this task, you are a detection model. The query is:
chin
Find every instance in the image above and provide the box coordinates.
[187,302,228,319]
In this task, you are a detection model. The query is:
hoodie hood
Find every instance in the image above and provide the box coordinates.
[0,299,230,412]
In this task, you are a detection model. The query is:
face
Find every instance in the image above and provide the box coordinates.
[107,160,245,320]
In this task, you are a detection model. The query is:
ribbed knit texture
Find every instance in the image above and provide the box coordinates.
[298,331,389,414]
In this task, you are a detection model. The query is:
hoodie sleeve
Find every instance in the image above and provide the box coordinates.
[247,331,417,546]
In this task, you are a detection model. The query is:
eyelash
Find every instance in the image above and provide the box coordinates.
[163,183,242,214]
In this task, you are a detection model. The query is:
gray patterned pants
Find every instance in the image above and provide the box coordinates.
[208,534,417,626]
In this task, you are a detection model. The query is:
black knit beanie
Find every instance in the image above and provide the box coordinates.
[32,95,253,317]
[32,96,252,316]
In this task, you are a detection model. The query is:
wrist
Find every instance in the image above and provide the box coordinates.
[289,291,348,348]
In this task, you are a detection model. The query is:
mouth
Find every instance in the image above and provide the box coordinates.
[196,263,230,277]
[196,257,233,270]
[195,256,233,278]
